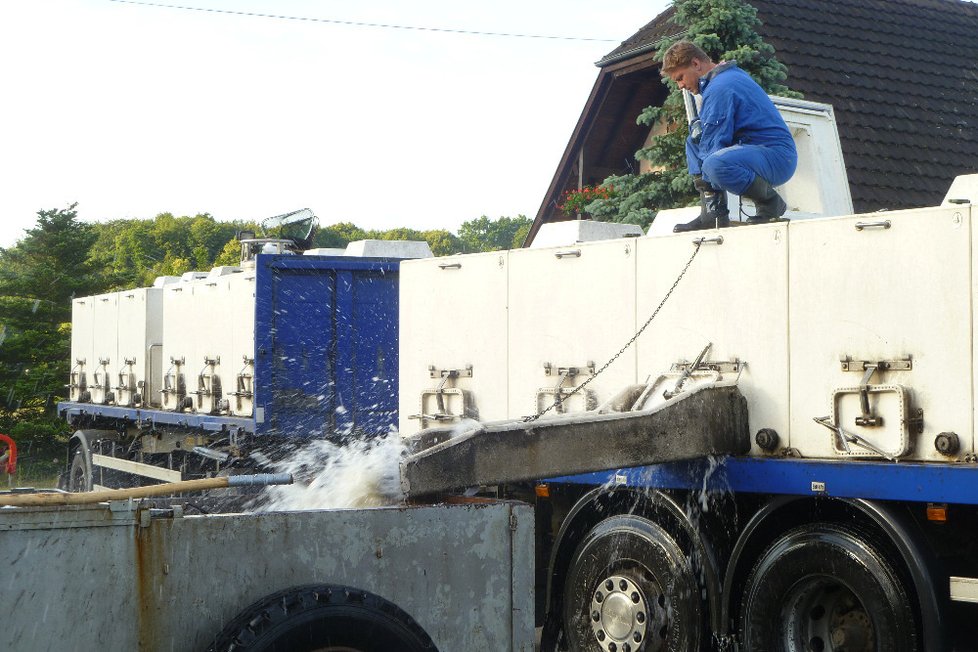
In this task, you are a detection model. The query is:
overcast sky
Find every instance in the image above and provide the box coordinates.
[0,0,671,247]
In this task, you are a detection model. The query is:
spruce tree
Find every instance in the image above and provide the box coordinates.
[585,0,800,226]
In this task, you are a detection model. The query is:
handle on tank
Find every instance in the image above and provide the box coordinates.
[854,220,891,231]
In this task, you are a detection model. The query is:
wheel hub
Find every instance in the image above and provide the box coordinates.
[589,575,651,652]
[782,577,875,652]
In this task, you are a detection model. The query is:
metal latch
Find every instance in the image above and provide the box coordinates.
[539,362,595,414]
[840,356,912,427]
[543,362,595,378]
[428,365,473,380]
[411,366,473,427]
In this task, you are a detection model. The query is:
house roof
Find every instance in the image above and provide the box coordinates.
[528,0,978,244]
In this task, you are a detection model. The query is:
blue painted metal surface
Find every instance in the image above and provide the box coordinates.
[550,456,978,505]
[254,254,400,439]
[58,403,253,431]
[60,254,402,441]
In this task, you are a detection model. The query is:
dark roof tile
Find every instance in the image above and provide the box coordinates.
[726,0,978,210]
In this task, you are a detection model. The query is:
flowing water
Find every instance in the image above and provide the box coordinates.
[253,432,408,511]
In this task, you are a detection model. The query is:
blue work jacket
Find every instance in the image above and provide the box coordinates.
[688,63,795,176]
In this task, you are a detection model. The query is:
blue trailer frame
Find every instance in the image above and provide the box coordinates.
[551,456,978,505]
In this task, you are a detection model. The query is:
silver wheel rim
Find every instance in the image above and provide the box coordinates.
[589,574,660,652]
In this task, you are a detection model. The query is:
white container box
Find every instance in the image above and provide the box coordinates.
[117,287,163,407]
[90,292,120,404]
[636,224,790,455]
[161,280,199,411]
[508,238,638,420]
[191,277,235,414]
[788,205,973,462]
[69,297,95,402]
[227,271,257,417]
[398,251,510,435]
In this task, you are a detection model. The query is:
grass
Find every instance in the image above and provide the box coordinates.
[4,453,64,489]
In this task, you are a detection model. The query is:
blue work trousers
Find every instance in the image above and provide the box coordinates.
[688,142,798,195]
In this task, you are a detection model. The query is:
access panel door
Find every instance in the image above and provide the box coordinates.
[636,225,790,453]
[508,239,637,420]
[341,269,400,437]
[260,266,337,439]
[398,252,509,436]
[789,207,973,462]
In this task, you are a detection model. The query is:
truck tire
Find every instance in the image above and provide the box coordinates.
[207,584,438,652]
[66,447,92,492]
[739,523,918,652]
[562,514,702,652]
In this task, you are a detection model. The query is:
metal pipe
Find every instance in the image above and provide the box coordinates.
[192,445,231,463]
[0,473,293,507]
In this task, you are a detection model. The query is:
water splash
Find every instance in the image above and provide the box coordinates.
[253,432,407,511]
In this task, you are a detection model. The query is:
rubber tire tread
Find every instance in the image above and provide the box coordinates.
[739,522,918,652]
[562,514,702,652]
[207,583,438,652]
[67,449,91,493]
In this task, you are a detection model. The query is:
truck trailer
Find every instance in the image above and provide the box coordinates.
[396,98,978,651]
[58,228,431,494]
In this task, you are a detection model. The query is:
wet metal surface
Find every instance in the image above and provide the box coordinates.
[1,501,534,651]
[401,384,750,497]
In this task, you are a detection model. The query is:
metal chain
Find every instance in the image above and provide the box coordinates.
[525,239,704,422]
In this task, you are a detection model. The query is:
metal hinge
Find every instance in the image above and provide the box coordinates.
[428,365,473,379]
[543,362,595,377]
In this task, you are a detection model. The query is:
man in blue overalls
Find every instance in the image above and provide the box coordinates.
[662,40,798,233]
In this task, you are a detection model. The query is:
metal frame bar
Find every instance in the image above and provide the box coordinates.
[550,456,978,505]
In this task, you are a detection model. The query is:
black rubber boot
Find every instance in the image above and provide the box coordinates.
[743,176,787,223]
[673,181,729,233]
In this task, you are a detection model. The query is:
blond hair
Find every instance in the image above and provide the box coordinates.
[661,40,712,74]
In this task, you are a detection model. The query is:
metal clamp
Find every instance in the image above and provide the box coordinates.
[854,220,891,231]
[438,263,462,270]
[431,367,472,408]
[540,362,594,413]
[411,366,473,427]
[555,249,582,259]
[840,357,912,373]
[692,235,723,245]
[841,357,911,427]
[543,361,595,377]
[664,342,712,399]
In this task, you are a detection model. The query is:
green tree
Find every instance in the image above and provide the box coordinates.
[0,206,106,478]
[418,230,462,256]
[458,216,532,252]
[314,222,368,249]
[0,205,102,315]
[90,213,243,287]
[585,0,800,226]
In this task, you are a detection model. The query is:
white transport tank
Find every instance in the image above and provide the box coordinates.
[115,286,164,407]
[399,93,978,466]
[399,186,978,463]
[227,268,257,417]
[89,290,120,405]
[68,295,94,402]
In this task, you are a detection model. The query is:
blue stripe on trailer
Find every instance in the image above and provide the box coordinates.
[58,402,253,431]
[550,456,978,504]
